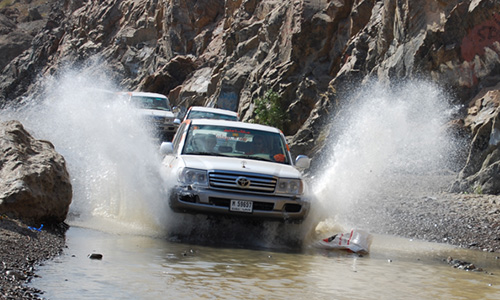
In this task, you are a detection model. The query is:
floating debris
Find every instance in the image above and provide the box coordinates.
[312,229,373,253]
[27,224,43,232]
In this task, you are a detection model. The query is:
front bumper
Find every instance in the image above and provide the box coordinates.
[169,186,310,222]
[148,116,177,133]
[154,123,177,133]
[158,124,177,133]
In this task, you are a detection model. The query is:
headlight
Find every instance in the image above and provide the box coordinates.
[276,178,303,195]
[178,168,208,186]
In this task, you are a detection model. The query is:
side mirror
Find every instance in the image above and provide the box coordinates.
[295,155,311,169]
[174,118,181,126]
[160,142,174,155]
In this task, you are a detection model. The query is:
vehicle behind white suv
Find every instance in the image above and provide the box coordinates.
[160,119,311,222]
[183,106,239,122]
[121,91,179,140]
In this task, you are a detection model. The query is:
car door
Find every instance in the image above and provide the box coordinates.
[162,122,187,169]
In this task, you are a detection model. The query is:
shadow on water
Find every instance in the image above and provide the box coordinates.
[164,213,313,252]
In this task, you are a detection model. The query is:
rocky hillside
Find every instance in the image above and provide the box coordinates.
[1,0,499,194]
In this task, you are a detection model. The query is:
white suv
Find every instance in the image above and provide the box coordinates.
[121,91,179,140]
[160,119,311,222]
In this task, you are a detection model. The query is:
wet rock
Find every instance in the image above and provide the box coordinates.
[446,256,484,272]
[88,253,103,260]
[0,120,72,224]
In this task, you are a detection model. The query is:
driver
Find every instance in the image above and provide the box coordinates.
[204,134,217,152]
[246,135,267,154]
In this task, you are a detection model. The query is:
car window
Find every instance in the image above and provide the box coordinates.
[186,111,238,121]
[182,124,290,164]
[172,122,187,152]
[131,96,172,111]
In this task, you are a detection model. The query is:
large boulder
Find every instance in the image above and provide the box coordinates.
[0,120,72,223]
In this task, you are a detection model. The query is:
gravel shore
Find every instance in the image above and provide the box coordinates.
[0,217,66,300]
[1,192,499,299]
[347,192,500,253]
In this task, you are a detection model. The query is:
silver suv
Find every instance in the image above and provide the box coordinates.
[121,91,179,140]
[160,119,311,222]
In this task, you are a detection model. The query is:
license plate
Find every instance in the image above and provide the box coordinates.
[230,200,253,213]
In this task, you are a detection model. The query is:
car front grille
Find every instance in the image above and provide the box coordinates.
[151,116,173,124]
[209,171,277,193]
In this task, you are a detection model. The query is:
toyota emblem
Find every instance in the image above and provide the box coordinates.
[236,177,251,188]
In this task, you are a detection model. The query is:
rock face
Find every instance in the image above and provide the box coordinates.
[0,120,72,223]
[451,84,500,194]
[1,0,500,194]
[0,14,32,71]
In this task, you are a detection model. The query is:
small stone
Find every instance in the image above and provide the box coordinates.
[88,253,103,260]
[6,270,27,280]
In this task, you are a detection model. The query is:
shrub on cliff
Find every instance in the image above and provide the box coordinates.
[253,90,289,131]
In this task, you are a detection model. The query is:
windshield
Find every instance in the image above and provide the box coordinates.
[187,110,238,121]
[131,96,172,111]
[182,124,291,164]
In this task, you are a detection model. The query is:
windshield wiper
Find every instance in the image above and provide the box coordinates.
[152,107,170,111]
[186,152,223,156]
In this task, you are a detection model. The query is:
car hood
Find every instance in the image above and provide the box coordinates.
[140,108,174,118]
[180,155,301,179]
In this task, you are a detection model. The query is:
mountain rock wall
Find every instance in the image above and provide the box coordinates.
[1,0,500,194]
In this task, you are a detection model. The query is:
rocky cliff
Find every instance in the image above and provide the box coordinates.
[1,0,499,194]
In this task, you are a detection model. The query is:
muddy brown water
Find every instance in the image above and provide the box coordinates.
[5,66,497,299]
[30,224,500,300]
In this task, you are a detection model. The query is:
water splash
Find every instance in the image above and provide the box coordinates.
[2,65,170,236]
[311,80,460,232]
[1,64,313,247]
[2,69,461,246]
